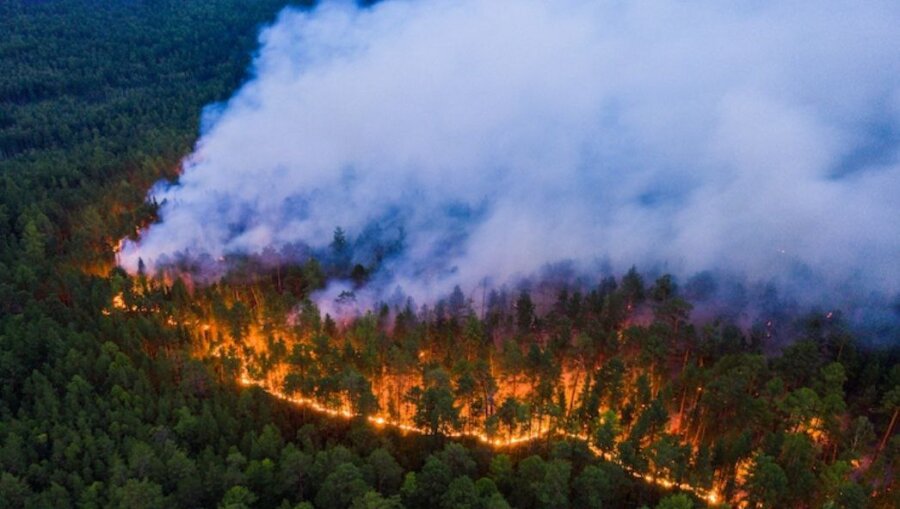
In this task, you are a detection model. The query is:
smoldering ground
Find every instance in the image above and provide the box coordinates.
[120,0,900,340]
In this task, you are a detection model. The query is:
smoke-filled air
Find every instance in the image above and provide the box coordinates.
[120,0,900,326]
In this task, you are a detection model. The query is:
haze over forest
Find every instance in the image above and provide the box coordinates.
[122,0,900,334]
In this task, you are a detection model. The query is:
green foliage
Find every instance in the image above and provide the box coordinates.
[572,465,610,509]
[219,486,258,509]
[365,448,403,494]
[111,478,168,509]
[745,454,788,509]
[441,476,479,509]
[350,491,403,509]
[315,463,370,509]
[409,368,460,435]
[656,493,694,509]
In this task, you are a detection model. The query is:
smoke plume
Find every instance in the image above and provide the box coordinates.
[121,0,900,327]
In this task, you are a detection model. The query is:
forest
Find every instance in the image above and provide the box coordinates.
[0,1,897,508]
[112,244,899,508]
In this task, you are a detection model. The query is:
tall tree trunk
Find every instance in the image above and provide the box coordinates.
[568,364,582,418]
[875,406,898,461]
[677,386,689,434]
[692,407,707,447]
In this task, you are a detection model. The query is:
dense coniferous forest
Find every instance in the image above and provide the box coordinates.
[0,1,897,508]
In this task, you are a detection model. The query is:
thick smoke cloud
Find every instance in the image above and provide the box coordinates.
[121,0,900,319]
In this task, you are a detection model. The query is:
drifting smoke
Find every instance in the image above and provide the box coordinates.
[121,0,900,330]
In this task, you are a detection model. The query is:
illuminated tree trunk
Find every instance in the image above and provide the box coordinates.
[677,386,688,434]
[568,363,582,418]
[692,407,707,447]
[876,406,898,457]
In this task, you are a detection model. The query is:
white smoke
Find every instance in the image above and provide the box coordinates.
[121,0,900,311]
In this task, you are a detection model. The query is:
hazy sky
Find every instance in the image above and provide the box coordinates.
[121,0,900,307]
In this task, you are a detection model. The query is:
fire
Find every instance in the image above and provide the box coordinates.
[102,292,127,315]
[109,289,726,506]
[236,373,723,504]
